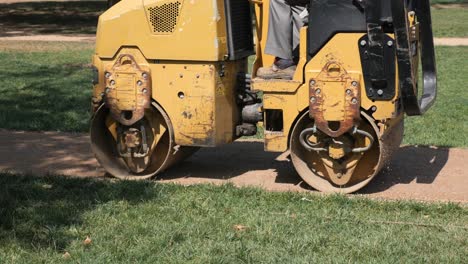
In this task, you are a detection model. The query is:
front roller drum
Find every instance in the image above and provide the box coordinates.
[290,111,403,193]
[91,102,197,180]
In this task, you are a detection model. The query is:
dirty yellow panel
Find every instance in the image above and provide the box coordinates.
[96,0,228,61]
[150,60,244,147]
[263,92,301,152]
[251,79,301,93]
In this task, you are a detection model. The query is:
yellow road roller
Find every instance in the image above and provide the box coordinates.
[90,0,437,193]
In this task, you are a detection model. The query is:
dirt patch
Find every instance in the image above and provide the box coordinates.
[0,130,466,203]
[0,36,466,47]
[434,38,468,46]
[432,3,468,9]
[0,34,95,42]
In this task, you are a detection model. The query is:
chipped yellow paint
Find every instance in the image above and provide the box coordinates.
[321,81,346,121]
[251,79,302,93]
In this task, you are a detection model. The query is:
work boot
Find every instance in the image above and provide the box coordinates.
[256,58,296,80]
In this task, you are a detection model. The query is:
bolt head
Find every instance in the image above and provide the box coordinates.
[310,97,316,103]
[360,40,367,46]
[371,106,377,112]
[142,73,148,79]
[105,72,111,78]
[346,89,352,95]
[377,89,384,96]
[137,80,143,86]
[315,88,321,95]
[142,88,148,94]
[105,87,111,94]
[387,40,394,47]
[110,80,115,86]
[351,81,358,87]
[351,98,358,104]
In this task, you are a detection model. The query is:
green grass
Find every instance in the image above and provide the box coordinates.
[0,173,466,263]
[432,8,468,38]
[0,42,93,132]
[403,46,468,147]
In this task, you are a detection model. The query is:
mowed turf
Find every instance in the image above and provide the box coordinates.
[0,42,93,132]
[403,46,468,147]
[431,7,468,38]
[0,173,466,263]
[1,43,466,147]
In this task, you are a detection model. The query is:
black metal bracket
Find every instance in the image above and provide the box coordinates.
[358,34,396,100]
[357,0,396,101]
[391,0,437,115]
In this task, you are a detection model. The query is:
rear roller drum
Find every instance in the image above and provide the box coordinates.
[290,111,403,193]
[91,102,198,180]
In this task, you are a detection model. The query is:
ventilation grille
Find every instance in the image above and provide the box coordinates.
[148,2,182,34]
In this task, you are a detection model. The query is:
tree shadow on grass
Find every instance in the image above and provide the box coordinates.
[0,1,106,37]
[0,53,92,132]
[0,173,160,251]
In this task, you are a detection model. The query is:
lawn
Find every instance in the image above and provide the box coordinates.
[0,42,93,132]
[431,7,468,38]
[1,43,466,147]
[0,173,466,263]
[403,46,468,147]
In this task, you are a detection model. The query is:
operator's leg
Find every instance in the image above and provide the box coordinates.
[291,4,308,59]
[258,0,306,79]
[265,0,295,60]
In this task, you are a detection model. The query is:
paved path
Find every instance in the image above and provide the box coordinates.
[0,35,96,42]
[434,38,468,46]
[0,131,466,203]
[0,35,467,46]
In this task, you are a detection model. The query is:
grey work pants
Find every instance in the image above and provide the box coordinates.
[265,0,307,60]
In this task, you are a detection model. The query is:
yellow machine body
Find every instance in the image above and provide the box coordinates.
[91,0,435,192]
[92,0,245,147]
[253,31,400,152]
